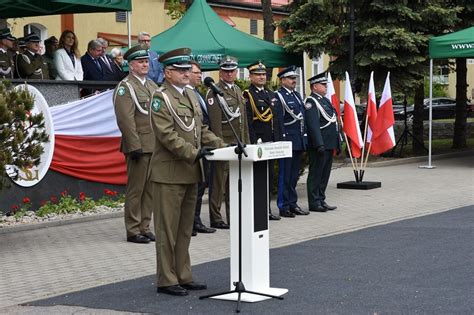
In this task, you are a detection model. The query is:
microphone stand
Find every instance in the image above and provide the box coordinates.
[199,91,283,312]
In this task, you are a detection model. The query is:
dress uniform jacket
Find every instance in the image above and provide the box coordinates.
[113,74,158,238]
[206,80,250,144]
[274,87,306,150]
[0,48,14,79]
[16,50,49,79]
[244,84,282,143]
[304,92,339,150]
[149,81,223,287]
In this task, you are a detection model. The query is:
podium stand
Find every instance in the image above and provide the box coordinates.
[205,141,292,302]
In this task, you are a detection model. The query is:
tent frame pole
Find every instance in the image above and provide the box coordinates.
[127,11,132,48]
[419,58,436,169]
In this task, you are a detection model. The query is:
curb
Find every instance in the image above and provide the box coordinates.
[0,211,124,235]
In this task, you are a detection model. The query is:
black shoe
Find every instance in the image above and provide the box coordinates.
[290,206,309,215]
[194,224,216,233]
[181,281,207,290]
[211,221,230,229]
[142,232,155,241]
[127,234,150,244]
[157,285,188,296]
[192,230,197,237]
[269,213,281,220]
[322,202,337,211]
[309,206,328,212]
[279,211,295,218]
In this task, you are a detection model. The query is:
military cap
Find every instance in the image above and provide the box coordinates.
[124,44,149,62]
[17,37,26,48]
[159,47,192,69]
[308,72,328,85]
[277,65,298,79]
[24,33,41,43]
[0,28,16,41]
[247,61,266,74]
[44,36,58,45]
[219,56,238,71]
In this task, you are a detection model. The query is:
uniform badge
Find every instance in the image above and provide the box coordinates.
[304,102,312,110]
[208,98,214,106]
[151,97,161,112]
[117,86,126,96]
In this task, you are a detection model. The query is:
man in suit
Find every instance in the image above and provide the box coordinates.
[206,56,250,229]
[97,38,122,81]
[81,39,104,81]
[149,48,224,296]
[0,28,16,79]
[113,45,159,244]
[188,60,216,235]
[304,72,340,212]
[138,31,164,85]
[243,61,282,221]
[16,33,49,79]
[274,66,309,218]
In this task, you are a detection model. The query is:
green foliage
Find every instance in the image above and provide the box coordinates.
[424,78,448,98]
[166,0,186,20]
[0,80,48,191]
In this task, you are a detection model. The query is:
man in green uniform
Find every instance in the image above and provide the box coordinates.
[149,48,224,296]
[0,28,16,79]
[16,33,49,79]
[113,45,158,244]
[304,72,340,212]
[206,56,250,229]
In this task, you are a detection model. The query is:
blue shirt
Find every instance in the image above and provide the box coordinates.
[147,50,164,84]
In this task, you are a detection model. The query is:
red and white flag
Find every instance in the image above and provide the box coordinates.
[343,72,363,158]
[326,72,341,120]
[50,90,127,184]
[366,71,377,144]
[370,72,396,155]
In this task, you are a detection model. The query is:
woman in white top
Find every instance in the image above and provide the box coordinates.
[53,30,83,80]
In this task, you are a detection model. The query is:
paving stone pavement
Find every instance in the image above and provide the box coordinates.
[0,154,472,313]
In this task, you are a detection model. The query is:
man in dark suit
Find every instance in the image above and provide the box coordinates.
[97,37,122,81]
[304,72,340,212]
[243,61,282,221]
[81,39,105,81]
[188,60,216,235]
[274,66,309,218]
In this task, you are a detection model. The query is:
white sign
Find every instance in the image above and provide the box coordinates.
[6,85,55,187]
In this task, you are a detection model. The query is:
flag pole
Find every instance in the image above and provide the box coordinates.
[360,105,370,181]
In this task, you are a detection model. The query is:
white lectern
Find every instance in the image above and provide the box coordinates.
[205,141,292,302]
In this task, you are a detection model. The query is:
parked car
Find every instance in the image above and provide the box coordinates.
[394,97,472,122]
[339,102,366,121]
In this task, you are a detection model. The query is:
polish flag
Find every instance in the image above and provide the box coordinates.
[326,72,341,120]
[50,90,127,184]
[366,71,377,144]
[343,72,363,158]
[370,73,396,155]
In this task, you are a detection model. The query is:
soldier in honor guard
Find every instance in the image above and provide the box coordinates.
[243,61,282,221]
[149,48,225,296]
[16,33,49,79]
[0,28,16,79]
[274,66,310,218]
[304,72,340,212]
[113,45,158,244]
[206,56,250,229]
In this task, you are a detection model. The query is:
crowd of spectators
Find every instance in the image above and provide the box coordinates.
[0,28,164,97]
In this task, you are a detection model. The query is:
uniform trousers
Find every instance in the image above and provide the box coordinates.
[307,149,333,208]
[277,150,302,211]
[124,153,153,237]
[209,161,230,225]
[153,182,196,287]
[194,159,210,227]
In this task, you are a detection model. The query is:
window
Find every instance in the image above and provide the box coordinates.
[237,68,249,80]
[250,19,258,35]
[295,67,303,96]
[312,56,323,77]
[116,11,126,23]
[433,65,449,85]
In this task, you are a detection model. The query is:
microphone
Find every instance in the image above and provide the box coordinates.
[204,77,224,96]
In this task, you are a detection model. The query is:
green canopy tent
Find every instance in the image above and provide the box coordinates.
[150,0,302,70]
[422,26,474,168]
[0,0,131,18]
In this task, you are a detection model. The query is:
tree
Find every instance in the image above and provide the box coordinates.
[0,81,48,191]
[280,0,460,153]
